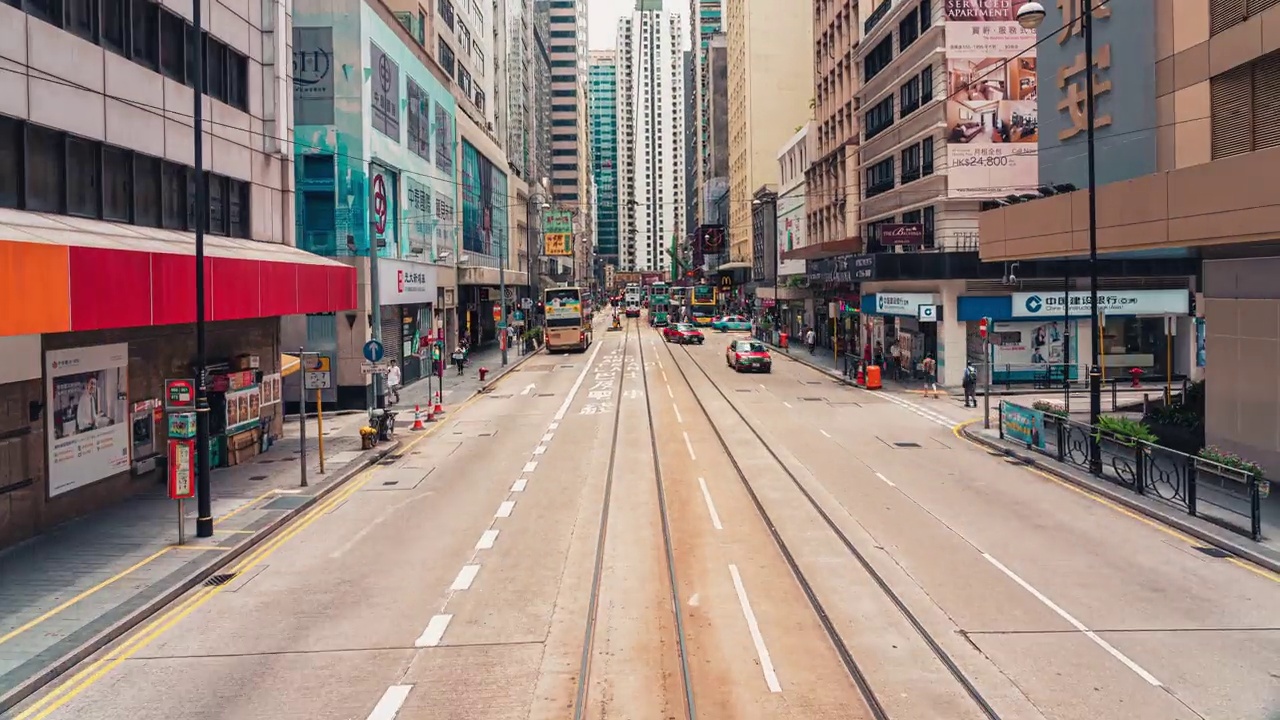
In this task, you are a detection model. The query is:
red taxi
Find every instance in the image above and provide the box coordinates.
[726,339,772,373]
[663,323,705,345]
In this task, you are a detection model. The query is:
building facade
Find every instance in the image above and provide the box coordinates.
[616,0,686,274]
[771,123,813,337]
[724,0,812,270]
[531,0,553,185]
[979,0,1277,477]
[589,51,620,267]
[547,0,590,206]
[689,0,724,228]
[807,0,860,254]
[0,0,355,548]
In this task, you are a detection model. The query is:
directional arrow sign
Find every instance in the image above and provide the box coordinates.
[521,383,536,396]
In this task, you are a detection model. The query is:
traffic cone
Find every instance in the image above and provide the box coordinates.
[411,405,426,431]
[433,400,444,416]
[434,390,441,404]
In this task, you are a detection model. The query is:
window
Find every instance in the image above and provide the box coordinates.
[550,44,575,53]
[161,161,187,229]
[901,143,921,183]
[0,116,20,209]
[919,0,932,31]
[438,38,456,76]
[206,38,226,100]
[26,0,63,27]
[920,64,934,102]
[923,205,935,243]
[457,65,472,96]
[134,153,161,226]
[407,79,432,162]
[552,88,577,97]
[67,0,98,42]
[863,96,894,140]
[129,0,158,69]
[551,74,575,83]
[922,136,934,174]
[900,75,921,117]
[417,9,426,45]
[225,51,247,109]
[102,146,132,221]
[863,37,893,83]
[26,125,64,213]
[159,10,185,82]
[228,179,248,238]
[865,157,895,198]
[437,0,455,30]
[899,9,919,51]
[66,135,101,218]
[474,89,485,114]
[550,30,575,38]
[101,0,125,51]
[207,173,227,236]
[1210,51,1280,159]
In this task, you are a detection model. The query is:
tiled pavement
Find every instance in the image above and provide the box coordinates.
[0,341,534,711]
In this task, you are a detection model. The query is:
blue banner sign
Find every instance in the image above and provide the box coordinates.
[1001,401,1046,449]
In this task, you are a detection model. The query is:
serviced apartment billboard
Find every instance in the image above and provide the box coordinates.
[944,0,1039,199]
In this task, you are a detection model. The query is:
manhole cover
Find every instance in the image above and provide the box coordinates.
[894,441,922,448]
[1193,546,1231,559]
[248,475,268,482]
[204,573,238,588]
[382,480,399,486]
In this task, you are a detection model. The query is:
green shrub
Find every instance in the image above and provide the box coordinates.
[1143,403,1202,429]
[1096,415,1158,444]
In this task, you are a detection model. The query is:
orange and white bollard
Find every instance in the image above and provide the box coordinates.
[411,405,426,431]
[433,400,444,416]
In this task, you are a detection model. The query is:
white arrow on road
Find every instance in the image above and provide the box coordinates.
[521,383,536,396]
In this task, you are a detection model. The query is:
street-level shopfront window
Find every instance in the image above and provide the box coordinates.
[1100,316,1171,379]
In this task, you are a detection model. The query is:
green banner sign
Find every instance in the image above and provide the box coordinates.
[543,210,573,235]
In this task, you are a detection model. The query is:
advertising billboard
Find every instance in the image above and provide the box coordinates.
[543,210,574,256]
[944,0,1039,199]
[46,344,131,497]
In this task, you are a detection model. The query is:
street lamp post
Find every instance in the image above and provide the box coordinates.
[192,0,213,539]
[1018,0,1102,472]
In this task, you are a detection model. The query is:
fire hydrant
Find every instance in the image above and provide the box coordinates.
[479,366,489,382]
[1129,366,1144,387]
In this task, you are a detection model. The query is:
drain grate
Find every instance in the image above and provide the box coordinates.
[735,389,754,393]
[487,394,513,399]
[248,475,268,482]
[537,393,555,397]
[1193,546,1231,559]
[894,441,922,448]
[801,380,824,385]
[801,397,826,402]
[382,480,399,486]
[204,573,238,588]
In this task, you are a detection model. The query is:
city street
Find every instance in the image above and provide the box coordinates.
[6,316,1277,720]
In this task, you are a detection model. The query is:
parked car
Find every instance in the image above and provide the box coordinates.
[664,323,705,344]
[726,340,771,372]
[711,315,752,332]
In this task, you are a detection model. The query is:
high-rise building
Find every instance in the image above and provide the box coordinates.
[422,0,495,129]
[547,0,590,207]
[501,0,535,178]
[807,0,860,252]
[616,0,686,273]
[589,52,619,267]
[532,0,553,186]
[689,0,725,227]
[724,0,812,268]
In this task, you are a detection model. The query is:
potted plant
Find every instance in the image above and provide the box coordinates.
[1094,415,1157,450]
[1032,400,1067,418]
[1197,446,1270,498]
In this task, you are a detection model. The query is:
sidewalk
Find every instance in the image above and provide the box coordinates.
[0,342,540,712]
[961,422,1280,574]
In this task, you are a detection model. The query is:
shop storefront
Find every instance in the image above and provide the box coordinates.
[378,258,441,387]
[957,289,1193,383]
[859,292,941,379]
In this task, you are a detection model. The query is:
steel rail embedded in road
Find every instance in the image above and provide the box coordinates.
[570,320,696,720]
[664,337,1002,720]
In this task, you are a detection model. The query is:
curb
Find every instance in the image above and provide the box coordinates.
[0,440,401,715]
[959,423,1280,575]
[475,346,544,394]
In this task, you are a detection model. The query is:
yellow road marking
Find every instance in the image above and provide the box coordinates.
[166,546,232,551]
[212,488,282,526]
[14,371,503,719]
[952,419,1278,583]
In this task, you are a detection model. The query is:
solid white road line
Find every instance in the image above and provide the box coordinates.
[697,478,723,530]
[683,431,697,460]
[414,614,452,647]
[523,461,538,473]
[475,529,499,550]
[819,429,831,438]
[450,564,481,591]
[511,478,528,492]
[495,500,515,518]
[533,445,547,455]
[673,405,683,423]
[554,342,605,421]
[728,564,782,692]
[875,471,895,487]
[541,433,554,442]
[982,554,1162,686]
[366,685,413,720]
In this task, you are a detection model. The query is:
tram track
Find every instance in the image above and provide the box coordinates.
[570,318,695,720]
[662,332,1002,720]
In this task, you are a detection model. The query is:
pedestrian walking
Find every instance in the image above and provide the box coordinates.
[805,327,816,354]
[962,363,978,407]
[452,346,466,376]
[385,363,402,405]
[922,354,938,398]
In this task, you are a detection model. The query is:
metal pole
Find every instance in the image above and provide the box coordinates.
[298,347,308,488]
[178,498,185,545]
[498,224,508,367]
[1083,0,1103,473]
[1063,263,1071,413]
[983,340,993,429]
[316,388,325,474]
[193,1,213,539]
[369,215,383,424]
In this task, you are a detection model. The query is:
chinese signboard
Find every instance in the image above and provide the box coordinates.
[944,0,1039,199]
[543,210,574,256]
[370,41,400,140]
[378,258,437,305]
[1011,290,1189,318]
[404,176,432,257]
[1035,0,1157,187]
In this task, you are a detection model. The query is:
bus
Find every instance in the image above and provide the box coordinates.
[544,286,592,352]
[649,282,671,327]
[690,284,717,327]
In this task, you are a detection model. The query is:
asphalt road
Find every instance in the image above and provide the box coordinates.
[7,316,1278,720]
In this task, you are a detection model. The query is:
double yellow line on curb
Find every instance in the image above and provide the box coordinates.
[12,382,501,720]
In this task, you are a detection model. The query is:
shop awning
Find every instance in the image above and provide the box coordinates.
[281,354,302,376]
[781,236,864,261]
[0,210,358,337]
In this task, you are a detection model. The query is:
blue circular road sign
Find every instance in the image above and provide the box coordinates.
[363,339,385,362]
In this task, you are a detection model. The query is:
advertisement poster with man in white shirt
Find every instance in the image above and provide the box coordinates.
[46,343,130,497]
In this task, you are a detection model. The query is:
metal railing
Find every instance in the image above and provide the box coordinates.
[998,401,1266,542]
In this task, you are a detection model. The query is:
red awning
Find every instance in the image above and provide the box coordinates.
[0,211,356,336]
